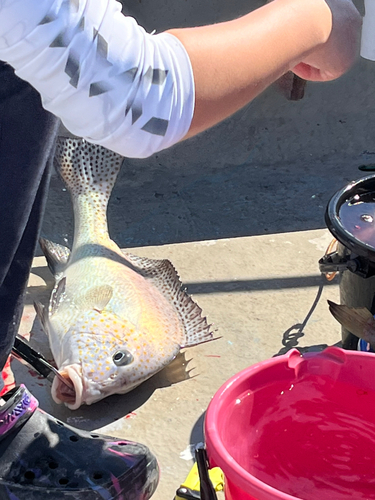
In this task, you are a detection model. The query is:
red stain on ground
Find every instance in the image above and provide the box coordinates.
[0,356,15,396]
[125,412,137,419]
[27,370,45,381]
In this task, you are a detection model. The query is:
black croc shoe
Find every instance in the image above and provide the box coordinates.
[0,385,159,499]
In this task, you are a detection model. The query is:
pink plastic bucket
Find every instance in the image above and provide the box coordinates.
[205,347,375,500]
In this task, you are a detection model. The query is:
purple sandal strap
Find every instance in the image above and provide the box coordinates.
[0,385,38,440]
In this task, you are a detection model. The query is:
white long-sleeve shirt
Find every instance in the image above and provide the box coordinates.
[0,0,195,158]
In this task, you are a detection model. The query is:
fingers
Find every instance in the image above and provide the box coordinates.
[294,0,362,82]
[292,62,326,82]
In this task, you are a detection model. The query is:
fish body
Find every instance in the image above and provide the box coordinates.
[37,138,212,409]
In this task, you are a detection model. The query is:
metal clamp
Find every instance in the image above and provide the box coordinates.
[176,486,200,500]
[319,252,358,275]
[175,446,223,500]
[319,236,358,279]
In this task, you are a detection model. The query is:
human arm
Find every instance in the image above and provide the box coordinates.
[168,0,361,138]
[0,0,361,157]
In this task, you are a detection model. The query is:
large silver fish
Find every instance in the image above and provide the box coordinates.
[35,137,213,409]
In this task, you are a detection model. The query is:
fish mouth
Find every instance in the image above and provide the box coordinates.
[51,364,83,410]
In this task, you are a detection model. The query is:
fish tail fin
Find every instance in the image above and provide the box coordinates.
[54,137,124,199]
[328,300,375,344]
[122,251,216,347]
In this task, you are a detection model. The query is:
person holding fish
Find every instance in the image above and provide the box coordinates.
[0,0,361,498]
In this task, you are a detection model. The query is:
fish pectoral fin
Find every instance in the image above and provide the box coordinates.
[328,300,375,344]
[33,301,51,337]
[152,352,197,388]
[39,238,70,276]
[79,285,113,313]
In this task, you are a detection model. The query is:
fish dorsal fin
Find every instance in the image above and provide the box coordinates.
[39,238,70,276]
[78,285,113,313]
[50,277,66,315]
[122,251,214,347]
[34,301,51,337]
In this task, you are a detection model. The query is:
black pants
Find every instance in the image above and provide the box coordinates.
[0,62,59,371]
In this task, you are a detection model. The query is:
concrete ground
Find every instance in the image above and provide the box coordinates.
[9,0,375,497]
[17,228,342,500]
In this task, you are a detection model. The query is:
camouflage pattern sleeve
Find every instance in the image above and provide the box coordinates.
[0,0,195,158]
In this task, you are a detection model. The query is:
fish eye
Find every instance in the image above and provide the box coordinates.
[112,350,134,366]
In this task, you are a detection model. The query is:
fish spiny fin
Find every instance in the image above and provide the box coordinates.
[50,277,66,316]
[39,238,70,276]
[33,301,51,337]
[328,300,375,343]
[78,285,113,313]
[122,251,214,347]
[54,137,124,198]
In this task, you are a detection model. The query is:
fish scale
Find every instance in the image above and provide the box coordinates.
[35,137,214,409]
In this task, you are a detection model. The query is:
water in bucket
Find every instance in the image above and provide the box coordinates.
[205,348,375,500]
[229,376,375,499]
[339,191,375,248]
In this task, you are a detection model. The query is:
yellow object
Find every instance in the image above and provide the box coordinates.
[175,463,224,500]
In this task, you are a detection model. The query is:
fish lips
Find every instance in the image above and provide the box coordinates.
[51,364,84,410]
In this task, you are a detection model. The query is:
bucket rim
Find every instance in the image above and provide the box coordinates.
[204,347,375,500]
[325,174,375,261]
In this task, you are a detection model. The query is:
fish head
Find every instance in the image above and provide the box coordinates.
[51,311,176,409]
